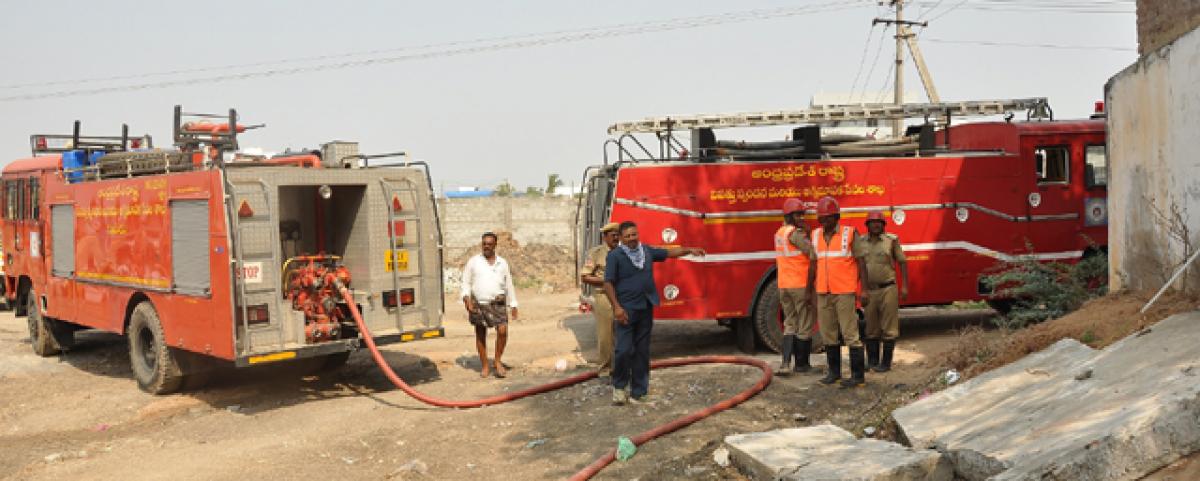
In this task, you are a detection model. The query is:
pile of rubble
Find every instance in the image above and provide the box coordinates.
[443,231,576,294]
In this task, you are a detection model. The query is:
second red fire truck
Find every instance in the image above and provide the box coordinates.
[576,98,1108,352]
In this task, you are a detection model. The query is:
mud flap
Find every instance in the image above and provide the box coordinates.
[735,317,756,354]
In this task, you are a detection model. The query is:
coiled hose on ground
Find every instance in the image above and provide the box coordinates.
[338,286,772,480]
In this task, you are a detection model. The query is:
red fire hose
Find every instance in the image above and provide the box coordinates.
[338,286,772,480]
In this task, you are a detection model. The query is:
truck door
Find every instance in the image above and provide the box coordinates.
[1020,136,1082,255]
[7,177,49,309]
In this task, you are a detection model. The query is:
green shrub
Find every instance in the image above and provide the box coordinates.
[982,243,1108,329]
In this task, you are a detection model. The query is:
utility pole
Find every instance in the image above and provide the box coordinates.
[874,0,940,137]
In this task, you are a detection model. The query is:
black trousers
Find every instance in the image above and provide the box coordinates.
[612,306,653,398]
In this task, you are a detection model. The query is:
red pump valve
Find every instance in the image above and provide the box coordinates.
[284,256,352,343]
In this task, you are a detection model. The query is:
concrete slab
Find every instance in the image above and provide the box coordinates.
[892,311,1200,481]
[893,338,1097,449]
[725,424,952,481]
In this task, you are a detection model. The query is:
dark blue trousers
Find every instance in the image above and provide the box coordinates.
[612,307,654,398]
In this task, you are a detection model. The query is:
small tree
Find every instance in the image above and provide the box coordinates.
[546,173,563,196]
[525,186,544,197]
[495,181,514,197]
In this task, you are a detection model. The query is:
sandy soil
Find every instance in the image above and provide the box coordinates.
[0,292,995,480]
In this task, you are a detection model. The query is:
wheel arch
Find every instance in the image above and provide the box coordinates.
[122,291,152,335]
[746,265,778,317]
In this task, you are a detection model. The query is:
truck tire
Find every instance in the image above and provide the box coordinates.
[752,281,785,353]
[27,290,60,357]
[128,302,184,394]
[753,279,826,354]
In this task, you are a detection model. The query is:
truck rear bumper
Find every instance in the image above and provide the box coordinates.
[234,326,445,367]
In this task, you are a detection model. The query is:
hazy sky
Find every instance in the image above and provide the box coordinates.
[0,1,1137,191]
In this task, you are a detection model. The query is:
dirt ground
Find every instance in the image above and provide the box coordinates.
[939,290,1200,379]
[0,293,1001,480]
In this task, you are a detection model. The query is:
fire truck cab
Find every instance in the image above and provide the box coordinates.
[5,107,444,393]
[576,98,1107,353]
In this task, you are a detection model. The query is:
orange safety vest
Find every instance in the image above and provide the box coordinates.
[774,225,811,289]
[812,225,859,294]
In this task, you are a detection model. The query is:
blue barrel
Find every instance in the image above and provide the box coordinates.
[62,150,87,183]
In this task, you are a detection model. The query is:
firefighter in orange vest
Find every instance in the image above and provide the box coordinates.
[774,198,818,375]
[861,210,908,372]
[812,196,870,387]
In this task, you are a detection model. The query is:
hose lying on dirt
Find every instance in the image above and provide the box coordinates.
[337,285,772,480]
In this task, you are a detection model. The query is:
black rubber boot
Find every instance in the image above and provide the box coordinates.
[819,346,841,385]
[873,340,895,372]
[865,338,881,370]
[793,338,813,373]
[776,335,795,375]
[841,347,866,388]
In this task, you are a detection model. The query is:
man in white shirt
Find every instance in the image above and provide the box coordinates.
[461,232,519,378]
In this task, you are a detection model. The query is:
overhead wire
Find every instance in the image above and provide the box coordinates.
[926,0,972,22]
[847,24,878,102]
[923,38,1135,51]
[1,0,870,102]
[919,0,1133,18]
[2,1,867,91]
[857,26,892,103]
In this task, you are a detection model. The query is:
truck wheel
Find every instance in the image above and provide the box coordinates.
[27,290,60,357]
[128,302,184,394]
[752,280,784,353]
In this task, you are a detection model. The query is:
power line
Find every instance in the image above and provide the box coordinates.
[916,0,947,21]
[923,38,1136,51]
[848,24,878,101]
[0,0,868,101]
[927,0,970,22]
[858,27,891,103]
[918,0,1133,18]
[955,6,1133,13]
[875,54,896,103]
[6,3,864,90]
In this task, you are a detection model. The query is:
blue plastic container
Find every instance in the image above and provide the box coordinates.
[62,150,87,183]
[88,151,105,165]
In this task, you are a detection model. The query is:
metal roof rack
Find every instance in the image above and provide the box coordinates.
[29,121,152,155]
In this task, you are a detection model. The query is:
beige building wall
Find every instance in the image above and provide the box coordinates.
[1105,24,1200,293]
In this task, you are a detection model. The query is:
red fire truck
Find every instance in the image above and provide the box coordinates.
[5,107,444,393]
[576,98,1108,352]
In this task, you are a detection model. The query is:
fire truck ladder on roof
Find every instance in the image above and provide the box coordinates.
[607,97,1053,134]
[380,177,427,334]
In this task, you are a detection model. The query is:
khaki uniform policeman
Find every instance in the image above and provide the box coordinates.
[811,196,870,387]
[861,210,908,372]
[581,222,620,377]
[774,198,818,375]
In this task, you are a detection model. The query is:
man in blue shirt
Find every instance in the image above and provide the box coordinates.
[603,221,705,405]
